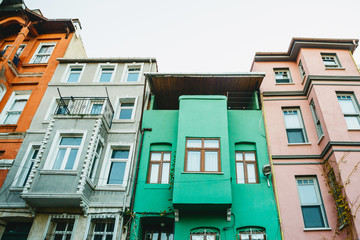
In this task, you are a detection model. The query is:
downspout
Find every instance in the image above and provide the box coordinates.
[124,60,153,239]
[260,93,284,240]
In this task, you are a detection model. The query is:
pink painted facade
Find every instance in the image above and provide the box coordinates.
[252,38,360,239]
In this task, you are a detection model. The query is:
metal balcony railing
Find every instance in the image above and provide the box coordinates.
[54,97,114,127]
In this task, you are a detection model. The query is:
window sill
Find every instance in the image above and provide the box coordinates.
[144,184,170,189]
[95,186,126,191]
[275,82,295,85]
[348,128,360,131]
[304,227,331,231]
[288,142,311,146]
[325,67,345,70]
[9,186,24,192]
[39,169,78,175]
[112,119,135,123]
[22,63,48,67]
[317,135,325,145]
[181,171,224,175]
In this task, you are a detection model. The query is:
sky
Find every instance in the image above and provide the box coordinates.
[27,0,360,72]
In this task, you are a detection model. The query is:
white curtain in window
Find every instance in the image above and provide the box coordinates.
[161,163,170,184]
[187,151,200,171]
[345,116,360,129]
[339,99,357,114]
[284,114,301,128]
[247,164,256,183]
[191,236,204,240]
[187,139,202,148]
[236,163,244,183]
[205,151,218,171]
[204,140,219,148]
[298,184,318,204]
[150,164,159,183]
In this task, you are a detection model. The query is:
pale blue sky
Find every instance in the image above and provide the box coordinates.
[27,0,360,72]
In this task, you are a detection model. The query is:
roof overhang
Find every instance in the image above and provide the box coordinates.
[58,57,157,64]
[146,72,265,109]
[254,38,359,62]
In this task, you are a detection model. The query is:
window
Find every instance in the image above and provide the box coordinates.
[144,227,174,240]
[53,136,82,170]
[88,219,115,240]
[274,68,292,83]
[190,228,219,240]
[89,140,103,182]
[64,65,84,83]
[2,44,26,57]
[235,151,258,184]
[14,145,39,187]
[0,92,30,124]
[185,138,220,172]
[321,53,341,68]
[125,66,141,82]
[118,99,135,119]
[107,148,130,185]
[148,152,171,184]
[337,93,360,129]
[309,100,323,139]
[30,43,56,63]
[96,65,116,82]
[46,219,75,240]
[238,227,266,240]
[298,60,306,80]
[283,108,308,143]
[90,102,104,115]
[296,177,328,229]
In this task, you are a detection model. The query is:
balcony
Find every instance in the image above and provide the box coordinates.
[54,97,114,127]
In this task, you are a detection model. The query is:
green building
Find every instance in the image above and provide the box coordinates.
[129,73,281,240]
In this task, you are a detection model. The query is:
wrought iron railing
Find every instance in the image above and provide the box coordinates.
[54,97,114,127]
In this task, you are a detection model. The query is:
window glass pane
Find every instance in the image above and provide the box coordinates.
[206,236,216,240]
[111,150,129,159]
[345,116,360,129]
[151,153,162,161]
[65,149,78,169]
[53,149,66,169]
[284,113,301,128]
[150,164,159,183]
[163,153,171,161]
[247,163,256,183]
[252,234,265,240]
[122,102,134,107]
[161,163,170,184]
[240,234,250,240]
[95,222,105,231]
[127,72,139,82]
[302,206,325,228]
[204,139,219,148]
[106,222,114,232]
[205,151,218,171]
[91,104,103,114]
[99,72,112,82]
[287,129,305,143]
[119,109,133,119]
[339,99,357,114]
[244,152,255,161]
[187,139,202,148]
[235,153,243,161]
[67,68,82,82]
[298,184,318,204]
[187,151,200,171]
[107,162,126,184]
[10,99,27,111]
[192,236,204,240]
[236,162,245,183]
[60,137,82,146]
[4,112,20,124]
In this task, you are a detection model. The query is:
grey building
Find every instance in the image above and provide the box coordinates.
[0,57,157,239]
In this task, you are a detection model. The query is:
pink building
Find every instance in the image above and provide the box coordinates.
[252,38,360,239]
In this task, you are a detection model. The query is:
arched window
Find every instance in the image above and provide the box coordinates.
[190,227,220,240]
[237,226,266,240]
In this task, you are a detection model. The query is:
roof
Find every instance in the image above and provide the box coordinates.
[146,73,265,109]
[254,37,359,62]
[58,57,157,63]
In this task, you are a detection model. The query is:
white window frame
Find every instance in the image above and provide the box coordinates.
[0,83,7,102]
[121,63,144,83]
[274,68,292,84]
[2,44,26,57]
[61,63,86,83]
[114,97,138,121]
[29,42,56,64]
[0,91,30,125]
[12,142,40,187]
[43,130,87,171]
[43,215,79,240]
[98,142,134,189]
[83,214,120,240]
[298,60,306,81]
[283,107,308,144]
[321,53,341,68]
[296,176,329,229]
[88,137,104,183]
[309,100,324,139]
[337,93,360,129]
[94,64,117,83]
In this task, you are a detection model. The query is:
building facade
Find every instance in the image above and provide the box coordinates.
[0,57,157,239]
[0,0,86,188]
[252,38,360,239]
[130,73,281,240]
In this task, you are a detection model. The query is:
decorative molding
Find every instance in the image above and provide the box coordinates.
[22,118,55,194]
[7,60,43,78]
[0,159,14,168]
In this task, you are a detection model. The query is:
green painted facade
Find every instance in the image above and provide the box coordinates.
[131,93,281,240]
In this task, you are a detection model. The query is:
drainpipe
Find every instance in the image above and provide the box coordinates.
[260,93,284,240]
